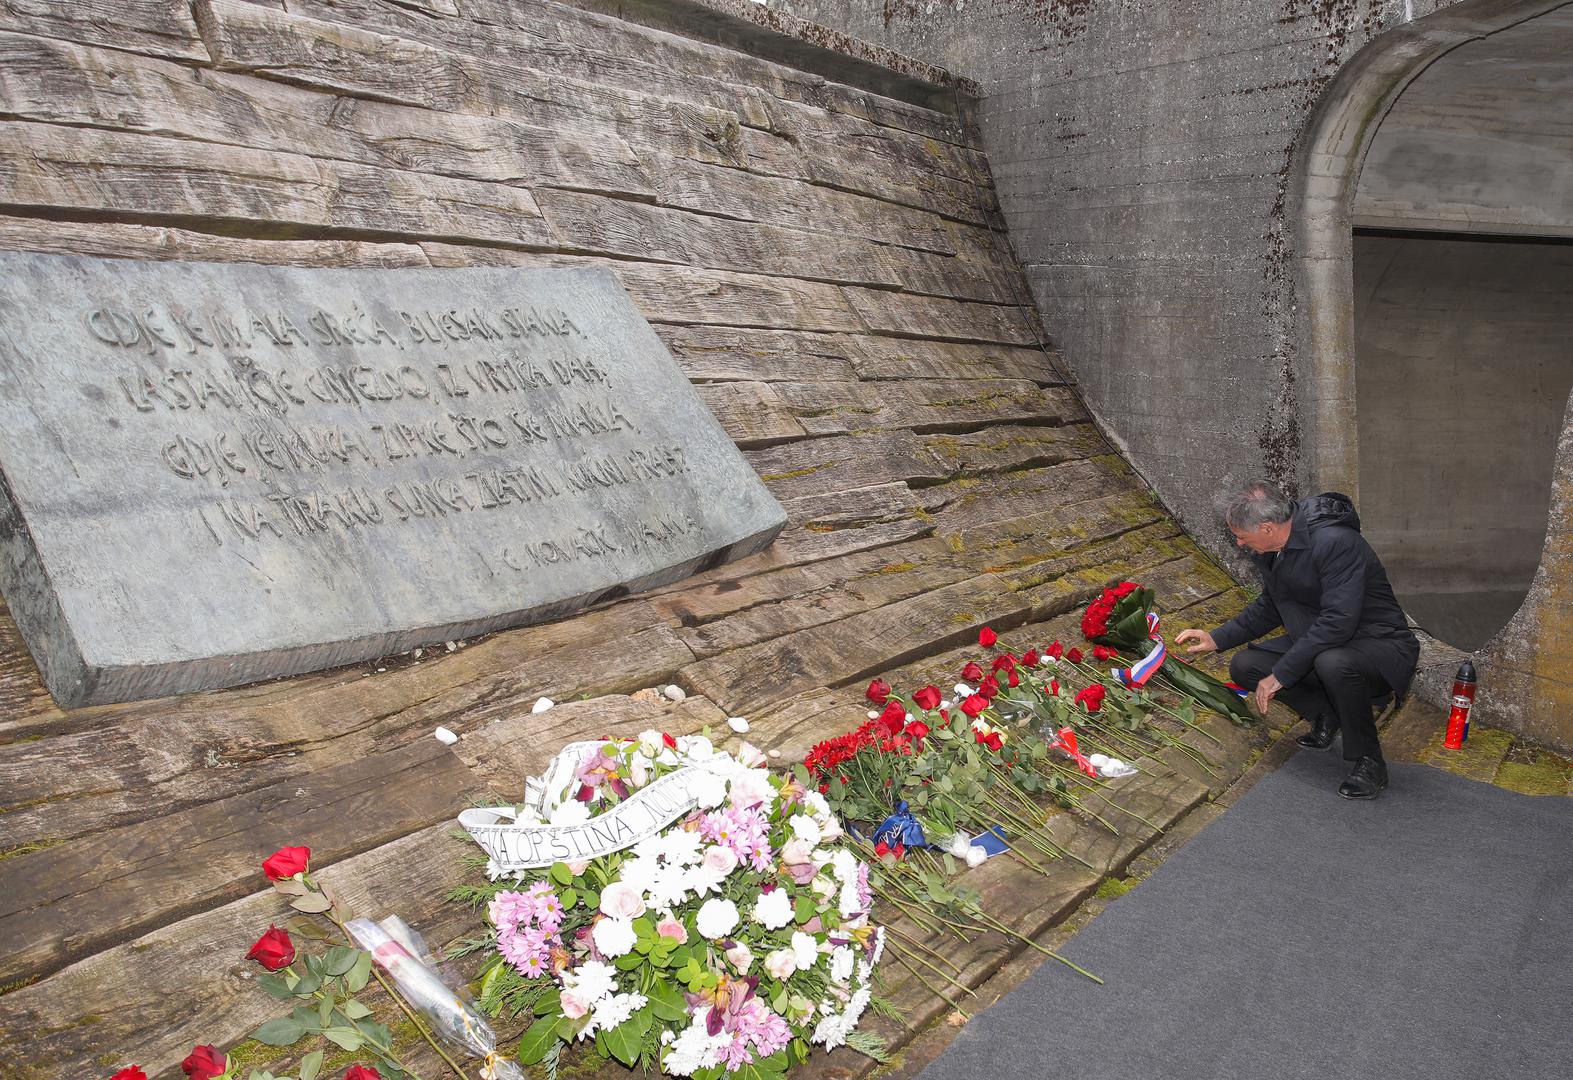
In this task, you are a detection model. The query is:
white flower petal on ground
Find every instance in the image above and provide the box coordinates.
[727,716,750,733]
[532,696,555,714]
[696,897,740,939]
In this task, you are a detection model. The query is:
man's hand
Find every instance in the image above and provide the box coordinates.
[1254,673,1282,715]
[1175,629,1217,655]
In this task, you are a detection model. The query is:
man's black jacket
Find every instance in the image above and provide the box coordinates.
[1210,493,1420,696]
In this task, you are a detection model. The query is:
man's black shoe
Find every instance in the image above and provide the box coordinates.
[1338,756,1389,800]
[1296,714,1340,751]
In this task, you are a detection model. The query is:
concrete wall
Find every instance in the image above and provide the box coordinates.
[1354,232,1573,650]
[1354,6,1573,235]
[772,0,1464,560]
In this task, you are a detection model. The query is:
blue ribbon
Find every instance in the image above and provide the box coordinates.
[872,801,929,849]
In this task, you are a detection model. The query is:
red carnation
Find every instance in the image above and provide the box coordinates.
[1021,648,1041,667]
[866,679,891,705]
[960,693,989,718]
[181,1046,228,1080]
[905,720,930,740]
[111,1069,147,1080]
[978,675,1000,700]
[979,626,997,648]
[1066,648,1084,664]
[1046,641,1064,661]
[344,1067,383,1080]
[1075,685,1107,713]
[261,845,310,881]
[961,661,984,682]
[913,685,942,711]
[246,925,295,971]
[1114,581,1139,597]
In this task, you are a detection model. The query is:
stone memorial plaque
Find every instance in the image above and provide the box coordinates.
[0,254,786,707]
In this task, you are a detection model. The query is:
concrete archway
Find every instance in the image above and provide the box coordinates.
[1290,0,1573,652]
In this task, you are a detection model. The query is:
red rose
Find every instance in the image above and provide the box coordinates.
[866,679,891,705]
[246,925,295,971]
[960,693,988,718]
[979,626,997,648]
[181,1045,228,1080]
[1021,648,1040,667]
[978,675,1000,700]
[344,1067,383,1080]
[984,732,1004,752]
[912,685,942,711]
[261,845,310,881]
[1050,679,1060,696]
[1006,669,1020,688]
[877,699,906,736]
[905,720,930,740]
[1092,645,1119,662]
[662,731,677,749]
[1046,641,1064,660]
[938,708,950,726]
[1075,685,1107,713]
[960,661,984,682]
[991,653,1016,673]
[111,1069,147,1080]
[1066,648,1084,664]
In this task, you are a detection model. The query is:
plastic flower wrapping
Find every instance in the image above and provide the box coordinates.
[454,732,886,1078]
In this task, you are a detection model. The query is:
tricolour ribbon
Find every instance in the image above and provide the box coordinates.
[1112,611,1166,688]
[1056,727,1099,778]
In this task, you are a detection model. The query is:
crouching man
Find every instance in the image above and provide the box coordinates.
[1176,480,1419,799]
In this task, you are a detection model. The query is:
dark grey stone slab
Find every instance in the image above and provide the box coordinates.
[0,253,786,707]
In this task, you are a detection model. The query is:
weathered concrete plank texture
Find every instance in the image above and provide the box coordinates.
[0,1,1269,1074]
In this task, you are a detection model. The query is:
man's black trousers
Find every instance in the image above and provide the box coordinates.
[1229,645,1392,761]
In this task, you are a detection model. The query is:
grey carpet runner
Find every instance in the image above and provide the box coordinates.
[916,751,1573,1080]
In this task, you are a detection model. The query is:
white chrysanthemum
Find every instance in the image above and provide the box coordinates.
[565,960,617,1005]
[830,945,855,984]
[617,856,661,897]
[696,897,740,940]
[791,930,819,971]
[588,991,646,1037]
[663,1021,730,1076]
[812,1011,853,1050]
[788,814,822,846]
[646,866,691,909]
[593,916,637,958]
[549,800,590,826]
[683,861,727,898]
[752,887,794,930]
[838,874,862,919]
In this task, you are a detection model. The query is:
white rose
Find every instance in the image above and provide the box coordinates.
[696,898,740,940]
[811,874,835,899]
[790,930,819,971]
[752,887,794,930]
[549,800,590,826]
[764,949,798,980]
[788,814,822,847]
[600,881,647,920]
[593,916,637,958]
[637,729,665,756]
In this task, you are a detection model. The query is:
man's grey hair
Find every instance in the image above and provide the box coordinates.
[1219,478,1293,530]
